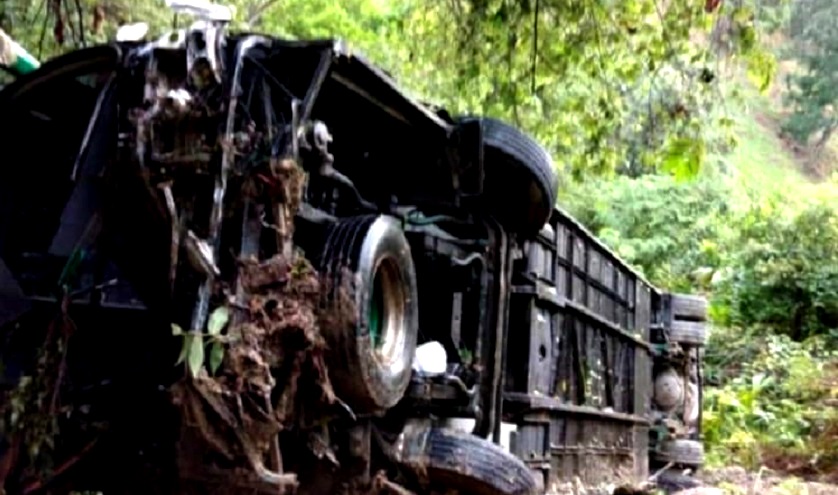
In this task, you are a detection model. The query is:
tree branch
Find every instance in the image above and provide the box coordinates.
[74,0,84,47]
[247,0,281,27]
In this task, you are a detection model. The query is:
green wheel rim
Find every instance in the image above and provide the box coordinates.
[369,270,385,348]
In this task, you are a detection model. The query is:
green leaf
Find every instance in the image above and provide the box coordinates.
[662,136,704,181]
[208,306,230,336]
[176,334,190,366]
[187,333,205,377]
[171,323,183,336]
[209,341,225,375]
[745,49,777,93]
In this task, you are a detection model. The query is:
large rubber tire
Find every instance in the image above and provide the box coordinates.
[457,116,558,239]
[669,320,707,347]
[655,469,702,493]
[319,215,419,414]
[653,439,704,468]
[399,426,540,495]
[670,294,708,322]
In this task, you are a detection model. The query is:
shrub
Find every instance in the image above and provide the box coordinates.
[567,173,838,343]
[703,327,838,470]
[713,197,838,342]
[562,173,736,292]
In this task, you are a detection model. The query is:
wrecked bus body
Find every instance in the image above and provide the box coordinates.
[0,4,708,495]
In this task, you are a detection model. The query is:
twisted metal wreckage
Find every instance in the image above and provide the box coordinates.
[0,2,709,494]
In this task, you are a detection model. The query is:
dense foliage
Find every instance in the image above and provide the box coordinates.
[564,172,737,292]
[782,0,838,155]
[703,329,838,473]
[566,158,838,474]
[0,0,777,180]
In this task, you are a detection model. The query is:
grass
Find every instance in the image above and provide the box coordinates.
[728,105,806,193]
[709,67,838,209]
[718,82,809,196]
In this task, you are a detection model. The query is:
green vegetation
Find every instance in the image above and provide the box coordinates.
[1,0,837,483]
[782,0,838,158]
[726,86,806,193]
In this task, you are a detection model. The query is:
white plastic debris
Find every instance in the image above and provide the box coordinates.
[412,341,447,377]
[499,422,517,452]
[166,88,193,109]
[443,417,476,434]
[115,22,149,42]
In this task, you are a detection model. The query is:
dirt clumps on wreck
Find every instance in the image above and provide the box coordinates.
[170,151,357,495]
[172,250,356,490]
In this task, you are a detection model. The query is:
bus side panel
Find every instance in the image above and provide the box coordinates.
[504,209,657,488]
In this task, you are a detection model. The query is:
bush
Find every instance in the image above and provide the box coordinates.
[565,171,838,474]
[703,326,838,471]
[713,197,838,341]
[562,173,736,292]
[566,173,838,343]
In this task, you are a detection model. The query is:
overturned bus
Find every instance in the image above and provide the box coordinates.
[0,3,708,494]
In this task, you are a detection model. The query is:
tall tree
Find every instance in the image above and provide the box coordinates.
[782,0,838,161]
[0,0,771,180]
[380,0,769,179]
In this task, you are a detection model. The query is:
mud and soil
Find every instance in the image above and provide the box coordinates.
[170,152,352,489]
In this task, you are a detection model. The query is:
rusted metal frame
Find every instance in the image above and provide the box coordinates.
[632,285,654,420]
[493,226,512,444]
[329,72,412,126]
[565,232,587,405]
[549,309,561,401]
[512,411,552,466]
[610,245,622,331]
[555,218,634,322]
[474,220,507,440]
[551,225,574,403]
[188,35,270,336]
[469,247,489,427]
[572,317,587,405]
[179,35,295,488]
[552,206,655,290]
[160,182,180,298]
[601,330,615,410]
[615,340,632,412]
[557,257,634,324]
[298,48,333,124]
[551,308,573,402]
[371,471,416,495]
[503,392,650,426]
[521,459,551,472]
[473,235,497,437]
[562,300,653,353]
[550,446,634,456]
[337,47,453,133]
[568,300,655,413]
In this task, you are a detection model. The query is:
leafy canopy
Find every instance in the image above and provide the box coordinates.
[0,0,774,179]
